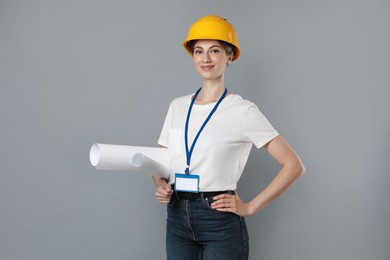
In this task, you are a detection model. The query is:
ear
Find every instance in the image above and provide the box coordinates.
[226,55,233,66]
[226,59,232,66]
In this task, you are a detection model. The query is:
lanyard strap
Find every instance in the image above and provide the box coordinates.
[184,87,227,175]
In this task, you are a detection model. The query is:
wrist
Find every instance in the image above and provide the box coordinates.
[247,200,265,216]
[153,176,166,187]
[246,202,256,216]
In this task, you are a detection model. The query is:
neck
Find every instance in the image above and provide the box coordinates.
[195,80,226,104]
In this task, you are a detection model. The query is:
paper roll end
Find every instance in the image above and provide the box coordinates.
[132,153,145,167]
[90,143,100,167]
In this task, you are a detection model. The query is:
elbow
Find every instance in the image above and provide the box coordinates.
[287,159,305,178]
[299,163,306,176]
[296,160,306,177]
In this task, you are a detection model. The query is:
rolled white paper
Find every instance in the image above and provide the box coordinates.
[90,143,169,178]
[132,153,168,178]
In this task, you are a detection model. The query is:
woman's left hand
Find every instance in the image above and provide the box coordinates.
[211,192,253,217]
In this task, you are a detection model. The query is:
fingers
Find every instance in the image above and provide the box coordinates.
[155,185,173,204]
[211,194,236,210]
[210,193,249,216]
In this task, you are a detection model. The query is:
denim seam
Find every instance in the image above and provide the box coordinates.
[185,200,196,241]
[240,217,249,259]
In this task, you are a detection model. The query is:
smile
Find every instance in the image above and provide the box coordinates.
[200,65,214,71]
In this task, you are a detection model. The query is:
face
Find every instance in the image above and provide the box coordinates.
[192,40,233,81]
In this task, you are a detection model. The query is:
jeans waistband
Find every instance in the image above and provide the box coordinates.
[172,185,235,200]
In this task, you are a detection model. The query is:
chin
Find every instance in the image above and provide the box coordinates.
[197,72,223,80]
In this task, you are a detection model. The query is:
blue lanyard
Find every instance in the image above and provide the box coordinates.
[184,87,228,175]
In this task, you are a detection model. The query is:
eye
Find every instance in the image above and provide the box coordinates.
[194,49,203,55]
[210,49,220,54]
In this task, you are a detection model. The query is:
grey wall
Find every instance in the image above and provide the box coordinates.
[1,0,389,259]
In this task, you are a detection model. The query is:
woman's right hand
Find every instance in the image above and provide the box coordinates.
[154,177,173,204]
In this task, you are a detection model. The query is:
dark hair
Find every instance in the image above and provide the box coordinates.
[187,40,236,57]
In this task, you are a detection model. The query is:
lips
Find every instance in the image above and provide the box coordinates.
[200,65,214,71]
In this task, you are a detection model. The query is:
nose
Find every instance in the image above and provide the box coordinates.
[202,52,211,63]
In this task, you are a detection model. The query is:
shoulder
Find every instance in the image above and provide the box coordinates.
[226,94,259,111]
[165,94,192,111]
[170,94,192,106]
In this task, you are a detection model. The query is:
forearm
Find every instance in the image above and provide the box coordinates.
[247,162,305,215]
[153,176,167,187]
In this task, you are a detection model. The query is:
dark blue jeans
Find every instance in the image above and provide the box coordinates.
[166,194,249,260]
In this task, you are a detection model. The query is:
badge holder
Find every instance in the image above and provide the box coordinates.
[174,173,200,193]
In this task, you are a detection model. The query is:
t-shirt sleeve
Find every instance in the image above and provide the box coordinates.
[245,104,279,149]
[157,101,173,147]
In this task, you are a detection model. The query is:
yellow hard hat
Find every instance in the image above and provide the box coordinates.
[183,15,241,61]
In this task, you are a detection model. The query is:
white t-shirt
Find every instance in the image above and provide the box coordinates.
[158,93,279,191]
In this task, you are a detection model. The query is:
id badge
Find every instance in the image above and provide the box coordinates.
[174,173,200,193]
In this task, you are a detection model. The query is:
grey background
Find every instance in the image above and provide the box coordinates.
[1,0,389,259]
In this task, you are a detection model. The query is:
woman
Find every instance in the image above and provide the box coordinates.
[153,15,305,260]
